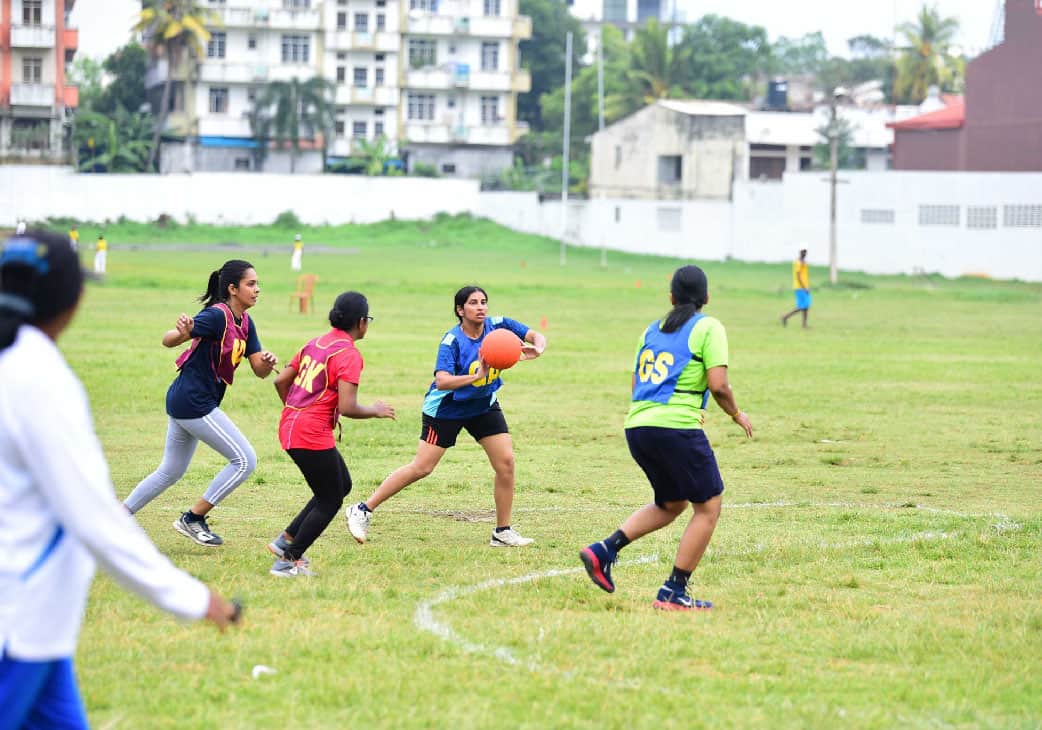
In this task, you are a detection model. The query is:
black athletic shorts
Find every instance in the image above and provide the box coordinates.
[625,426,724,506]
[420,402,509,449]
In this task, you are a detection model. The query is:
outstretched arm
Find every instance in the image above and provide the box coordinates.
[337,380,395,420]
[707,365,753,438]
[521,329,547,361]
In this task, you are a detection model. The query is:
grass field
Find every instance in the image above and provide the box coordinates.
[56,216,1042,728]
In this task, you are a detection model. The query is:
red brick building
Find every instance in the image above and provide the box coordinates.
[889,0,1042,171]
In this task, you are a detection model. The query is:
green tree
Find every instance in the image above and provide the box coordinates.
[73,108,153,173]
[894,4,962,103]
[518,0,586,130]
[771,31,829,77]
[355,136,400,176]
[681,14,771,100]
[96,43,149,115]
[539,25,630,161]
[133,0,217,170]
[253,77,335,173]
[624,19,690,106]
[68,57,104,111]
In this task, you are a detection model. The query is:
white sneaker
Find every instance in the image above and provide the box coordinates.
[269,559,316,578]
[490,527,534,547]
[346,503,371,544]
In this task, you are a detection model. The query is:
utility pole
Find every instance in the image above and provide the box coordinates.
[598,25,606,268]
[560,31,572,266]
[828,100,839,285]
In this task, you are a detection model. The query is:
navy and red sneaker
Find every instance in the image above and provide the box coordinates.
[653,582,712,611]
[579,542,617,593]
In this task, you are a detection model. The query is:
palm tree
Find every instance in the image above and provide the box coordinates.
[254,77,335,173]
[133,0,217,171]
[73,109,154,173]
[894,4,961,104]
[625,19,690,107]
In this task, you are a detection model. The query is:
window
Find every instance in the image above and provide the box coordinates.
[408,39,436,67]
[338,0,348,5]
[483,0,500,15]
[207,32,227,58]
[335,120,346,136]
[374,121,384,137]
[281,35,310,63]
[353,67,368,87]
[375,54,385,61]
[965,206,997,229]
[480,95,499,124]
[355,13,369,31]
[337,52,347,60]
[209,87,229,113]
[284,0,311,7]
[1003,204,1042,228]
[374,108,384,116]
[656,207,682,232]
[22,57,42,84]
[376,13,385,31]
[376,0,386,6]
[441,163,456,174]
[860,209,895,224]
[353,121,367,138]
[248,34,257,50]
[337,65,346,82]
[410,0,438,11]
[918,205,960,226]
[407,93,435,121]
[234,158,251,170]
[481,42,498,71]
[23,0,42,25]
[337,11,347,29]
[375,68,385,86]
[657,155,682,184]
[247,86,257,102]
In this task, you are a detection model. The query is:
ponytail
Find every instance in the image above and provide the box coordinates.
[0,296,32,350]
[661,302,699,334]
[198,259,254,307]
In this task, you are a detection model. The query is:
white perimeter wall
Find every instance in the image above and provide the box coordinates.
[476,172,1042,282]
[2,167,1039,281]
[0,166,479,226]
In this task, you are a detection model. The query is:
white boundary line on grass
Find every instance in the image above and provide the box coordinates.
[412,501,1022,685]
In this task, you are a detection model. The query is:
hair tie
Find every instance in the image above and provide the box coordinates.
[0,293,35,317]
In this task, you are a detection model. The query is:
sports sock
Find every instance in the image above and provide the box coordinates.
[184,510,204,522]
[604,530,630,553]
[359,502,371,513]
[668,566,692,590]
[495,526,510,533]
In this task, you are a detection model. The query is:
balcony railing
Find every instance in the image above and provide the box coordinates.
[467,69,530,92]
[335,86,399,106]
[11,23,55,48]
[199,62,269,84]
[403,121,513,146]
[11,83,55,107]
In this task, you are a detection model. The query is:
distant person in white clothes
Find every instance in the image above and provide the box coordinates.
[15,221,26,236]
[0,229,240,729]
[291,234,303,272]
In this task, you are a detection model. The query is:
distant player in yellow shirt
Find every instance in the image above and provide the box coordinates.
[781,248,810,328]
[291,234,303,272]
[93,234,107,275]
[68,225,79,253]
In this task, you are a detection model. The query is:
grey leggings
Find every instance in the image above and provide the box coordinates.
[124,408,257,514]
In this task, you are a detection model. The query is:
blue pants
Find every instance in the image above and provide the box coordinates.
[794,288,812,309]
[0,652,88,730]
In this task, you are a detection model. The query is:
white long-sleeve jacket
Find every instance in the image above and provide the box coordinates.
[0,325,210,660]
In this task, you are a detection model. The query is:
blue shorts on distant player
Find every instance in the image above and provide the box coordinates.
[794,288,812,310]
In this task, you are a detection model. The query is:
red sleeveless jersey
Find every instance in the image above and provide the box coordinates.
[279,329,363,450]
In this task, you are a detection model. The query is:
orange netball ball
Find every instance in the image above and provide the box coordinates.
[479,328,523,370]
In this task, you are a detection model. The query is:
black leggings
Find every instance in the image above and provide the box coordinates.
[283,448,352,561]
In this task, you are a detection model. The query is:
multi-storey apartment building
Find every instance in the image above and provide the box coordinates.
[148,0,529,177]
[0,0,78,162]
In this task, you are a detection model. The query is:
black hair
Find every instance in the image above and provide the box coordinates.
[1,229,83,351]
[661,265,708,333]
[199,259,254,307]
[329,291,369,331]
[453,285,487,323]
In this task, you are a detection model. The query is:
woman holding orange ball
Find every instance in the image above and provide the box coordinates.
[346,285,546,548]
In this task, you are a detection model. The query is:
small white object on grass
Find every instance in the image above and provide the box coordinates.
[251,665,277,679]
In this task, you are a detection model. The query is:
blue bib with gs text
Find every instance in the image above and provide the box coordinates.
[631,313,709,407]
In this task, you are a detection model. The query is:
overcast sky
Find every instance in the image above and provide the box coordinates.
[70,0,1001,61]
